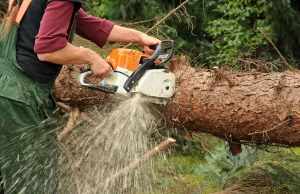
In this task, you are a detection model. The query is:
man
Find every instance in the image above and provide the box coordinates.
[0,0,160,193]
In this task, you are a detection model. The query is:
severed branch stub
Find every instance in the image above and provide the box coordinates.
[57,101,71,111]
[58,108,80,141]
[213,66,235,87]
[105,138,176,186]
[170,58,180,73]
[228,140,242,156]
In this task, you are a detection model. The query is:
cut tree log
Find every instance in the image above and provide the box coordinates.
[165,64,300,147]
[55,61,300,147]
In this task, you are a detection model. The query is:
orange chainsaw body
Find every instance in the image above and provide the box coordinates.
[106,48,150,72]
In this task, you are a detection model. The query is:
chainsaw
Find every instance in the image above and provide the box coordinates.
[77,40,176,104]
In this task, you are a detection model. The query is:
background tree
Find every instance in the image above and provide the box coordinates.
[82,0,300,69]
[265,0,300,61]
[0,1,8,16]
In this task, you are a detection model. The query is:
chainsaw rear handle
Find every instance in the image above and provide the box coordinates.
[77,67,118,93]
[123,40,175,92]
[78,61,114,81]
[77,68,92,87]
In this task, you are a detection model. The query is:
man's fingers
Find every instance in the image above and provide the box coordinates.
[148,38,161,46]
[94,69,110,79]
[90,61,111,79]
[104,70,110,78]
[144,46,155,55]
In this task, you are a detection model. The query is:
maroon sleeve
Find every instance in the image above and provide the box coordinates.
[34,1,74,54]
[76,9,115,48]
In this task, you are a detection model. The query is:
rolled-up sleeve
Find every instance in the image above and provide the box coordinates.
[34,1,74,54]
[76,9,115,48]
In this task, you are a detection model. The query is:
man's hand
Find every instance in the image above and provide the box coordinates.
[139,33,161,55]
[89,55,111,79]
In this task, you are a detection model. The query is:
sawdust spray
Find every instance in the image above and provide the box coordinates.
[59,94,164,193]
[0,114,61,194]
[0,94,167,193]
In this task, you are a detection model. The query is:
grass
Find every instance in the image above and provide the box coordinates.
[144,134,300,194]
[145,134,223,194]
[149,154,220,194]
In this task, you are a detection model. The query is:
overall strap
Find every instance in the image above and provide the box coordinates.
[16,0,32,24]
[8,0,32,25]
[8,0,14,14]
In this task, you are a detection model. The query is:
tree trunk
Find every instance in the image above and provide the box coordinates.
[55,63,300,147]
[165,65,300,147]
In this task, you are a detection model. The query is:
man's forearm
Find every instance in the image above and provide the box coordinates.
[107,25,143,43]
[37,43,98,65]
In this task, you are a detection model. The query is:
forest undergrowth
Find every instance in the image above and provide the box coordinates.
[149,133,300,194]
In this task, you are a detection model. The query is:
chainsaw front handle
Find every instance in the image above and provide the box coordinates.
[156,40,175,67]
[123,44,161,92]
[123,40,175,92]
[148,40,175,66]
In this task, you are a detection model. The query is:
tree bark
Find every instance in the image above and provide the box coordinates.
[55,63,300,147]
[166,65,300,147]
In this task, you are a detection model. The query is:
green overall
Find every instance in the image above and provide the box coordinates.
[0,23,59,194]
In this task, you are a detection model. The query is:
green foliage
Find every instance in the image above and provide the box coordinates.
[265,0,300,59]
[142,133,300,193]
[205,0,269,65]
[82,0,300,68]
[222,162,300,194]
[264,163,300,193]
[171,136,206,156]
[0,1,7,17]
[84,0,159,21]
[193,144,258,187]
